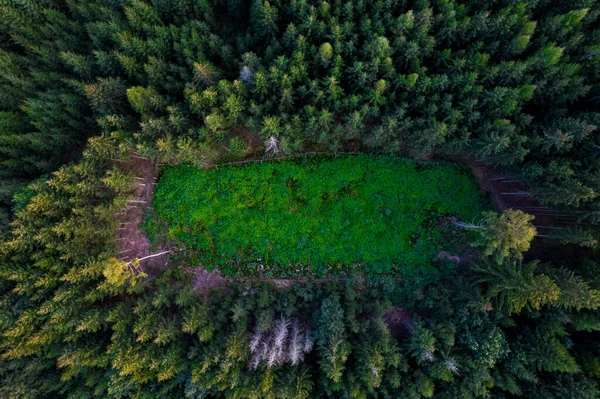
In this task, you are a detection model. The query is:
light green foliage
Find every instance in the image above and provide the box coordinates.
[126,86,164,114]
[204,110,227,133]
[155,134,212,167]
[537,44,564,67]
[416,372,435,397]
[193,62,218,87]
[407,322,436,364]
[514,35,532,53]
[228,136,247,158]
[518,85,536,100]
[144,156,488,276]
[182,303,215,342]
[350,318,402,391]
[374,79,386,94]
[319,43,333,66]
[315,296,350,386]
[476,209,537,263]
[550,226,598,248]
[407,73,419,87]
[474,258,600,314]
[541,265,600,310]
[473,259,561,314]
[251,0,279,37]
[0,147,138,391]
[560,9,589,28]
[102,258,147,291]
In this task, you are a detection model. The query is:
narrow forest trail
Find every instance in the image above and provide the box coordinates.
[442,155,567,225]
[113,154,169,274]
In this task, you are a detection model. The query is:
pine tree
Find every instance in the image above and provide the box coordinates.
[460,209,537,264]
[472,259,560,314]
[315,296,350,389]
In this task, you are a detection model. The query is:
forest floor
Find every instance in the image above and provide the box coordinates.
[113,155,167,273]
[441,153,596,262]
[383,306,413,338]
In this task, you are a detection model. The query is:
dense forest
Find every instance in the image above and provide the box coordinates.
[1,0,600,398]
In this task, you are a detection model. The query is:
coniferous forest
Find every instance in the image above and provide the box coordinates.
[1,0,600,398]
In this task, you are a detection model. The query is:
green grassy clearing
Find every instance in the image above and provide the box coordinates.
[143,155,489,277]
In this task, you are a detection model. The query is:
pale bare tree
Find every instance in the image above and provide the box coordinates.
[289,321,304,365]
[239,66,254,83]
[303,326,314,353]
[273,316,290,351]
[250,330,262,354]
[249,352,262,370]
[247,316,313,369]
[444,358,460,375]
[423,350,435,362]
[265,136,280,154]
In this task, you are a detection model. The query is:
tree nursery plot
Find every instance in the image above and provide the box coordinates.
[144,156,488,276]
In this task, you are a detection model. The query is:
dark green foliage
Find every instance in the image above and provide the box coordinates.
[1,153,599,397]
[0,3,99,223]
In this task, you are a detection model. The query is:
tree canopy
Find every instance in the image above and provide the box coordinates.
[1,0,600,398]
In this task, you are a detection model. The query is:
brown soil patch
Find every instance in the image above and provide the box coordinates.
[188,273,370,294]
[442,154,565,228]
[113,154,168,275]
[191,268,226,295]
[383,307,412,338]
[229,127,264,156]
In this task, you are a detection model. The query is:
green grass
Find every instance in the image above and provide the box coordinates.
[143,155,489,277]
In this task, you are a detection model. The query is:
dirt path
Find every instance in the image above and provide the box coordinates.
[113,154,170,274]
[441,154,569,222]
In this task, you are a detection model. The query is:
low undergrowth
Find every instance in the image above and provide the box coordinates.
[143,155,489,277]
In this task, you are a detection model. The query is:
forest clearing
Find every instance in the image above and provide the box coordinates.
[143,155,488,277]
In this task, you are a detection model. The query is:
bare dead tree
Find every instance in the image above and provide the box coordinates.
[265,136,280,154]
[444,358,460,375]
[247,316,313,369]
